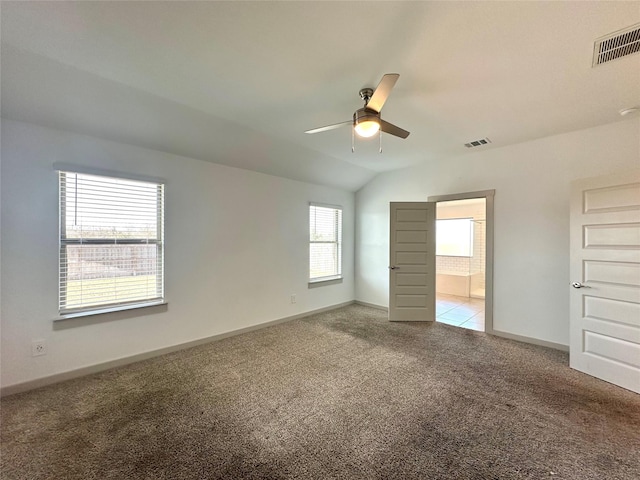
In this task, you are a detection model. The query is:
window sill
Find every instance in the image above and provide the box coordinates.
[55,301,167,321]
[308,276,343,288]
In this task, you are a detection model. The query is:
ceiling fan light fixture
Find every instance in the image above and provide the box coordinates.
[305,74,409,143]
[353,109,380,138]
[354,119,380,138]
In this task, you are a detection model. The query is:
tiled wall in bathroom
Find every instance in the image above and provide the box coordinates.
[436,255,470,274]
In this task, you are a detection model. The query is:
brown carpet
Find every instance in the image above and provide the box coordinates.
[1,304,639,479]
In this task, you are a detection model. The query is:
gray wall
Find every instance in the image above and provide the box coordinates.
[355,118,640,346]
[1,119,355,389]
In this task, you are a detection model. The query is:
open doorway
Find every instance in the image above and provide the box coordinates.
[428,190,494,333]
[434,199,485,331]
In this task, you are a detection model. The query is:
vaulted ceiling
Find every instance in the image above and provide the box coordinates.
[2,1,639,191]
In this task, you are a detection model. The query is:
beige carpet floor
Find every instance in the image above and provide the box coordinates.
[2,304,639,479]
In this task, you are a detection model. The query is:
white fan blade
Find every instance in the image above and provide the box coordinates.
[380,119,410,139]
[305,120,351,134]
[367,74,399,113]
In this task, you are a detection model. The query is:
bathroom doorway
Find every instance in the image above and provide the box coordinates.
[428,190,494,333]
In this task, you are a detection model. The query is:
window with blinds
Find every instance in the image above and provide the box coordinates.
[59,171,164,315]
[309,203,342,281]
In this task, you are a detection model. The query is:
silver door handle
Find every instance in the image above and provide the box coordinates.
[571,282,591,289]
[389,266,398,270]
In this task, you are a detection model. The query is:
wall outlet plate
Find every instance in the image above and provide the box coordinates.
[32,340,46,357]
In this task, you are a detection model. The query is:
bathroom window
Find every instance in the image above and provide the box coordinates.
[436,218,473,257]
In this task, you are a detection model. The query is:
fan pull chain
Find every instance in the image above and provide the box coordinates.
[351,127,355,153]
[379,129,383,153]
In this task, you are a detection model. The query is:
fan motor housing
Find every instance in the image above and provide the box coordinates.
[353,107,380,125]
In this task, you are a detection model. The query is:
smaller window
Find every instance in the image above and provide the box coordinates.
[436,218,474,257]
[309,204,342,282]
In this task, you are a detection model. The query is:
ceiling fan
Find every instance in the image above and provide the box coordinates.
[305,74,410,147]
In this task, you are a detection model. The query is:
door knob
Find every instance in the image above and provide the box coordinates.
[571,282,591,289]
[389,266,398,270]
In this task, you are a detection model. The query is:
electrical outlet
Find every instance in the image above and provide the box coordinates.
[290,294,296,304]
[32,339,46,357]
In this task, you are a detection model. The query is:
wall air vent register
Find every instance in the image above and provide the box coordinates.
[464,138,492,149]
[593,23,640,66]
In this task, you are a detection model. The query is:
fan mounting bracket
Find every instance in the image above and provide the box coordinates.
[359,88,374,104]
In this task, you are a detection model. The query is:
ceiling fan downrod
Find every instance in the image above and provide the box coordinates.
[359,88,374,105]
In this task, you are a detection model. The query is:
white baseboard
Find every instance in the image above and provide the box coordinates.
[1,301,355,397]
[354,300,388,311]
[491,329,569,352]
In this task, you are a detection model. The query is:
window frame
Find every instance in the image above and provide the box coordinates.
[309,202,343,285]
[58,170,165,317]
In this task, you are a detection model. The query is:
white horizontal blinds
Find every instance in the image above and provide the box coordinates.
[309,204,342,280]
[59,171,164,313]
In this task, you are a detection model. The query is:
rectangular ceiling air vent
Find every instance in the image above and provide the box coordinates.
[464,137,491,148]
[593,23,640,66]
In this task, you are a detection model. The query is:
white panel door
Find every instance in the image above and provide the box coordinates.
[389,202,435,321]
[570,171,640,393]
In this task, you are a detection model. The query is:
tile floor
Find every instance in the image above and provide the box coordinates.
[436,293,485,331]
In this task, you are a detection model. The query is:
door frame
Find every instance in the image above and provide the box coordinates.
[428,190,495,333]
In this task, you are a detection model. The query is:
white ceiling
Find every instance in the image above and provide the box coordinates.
[2,1,639,191]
